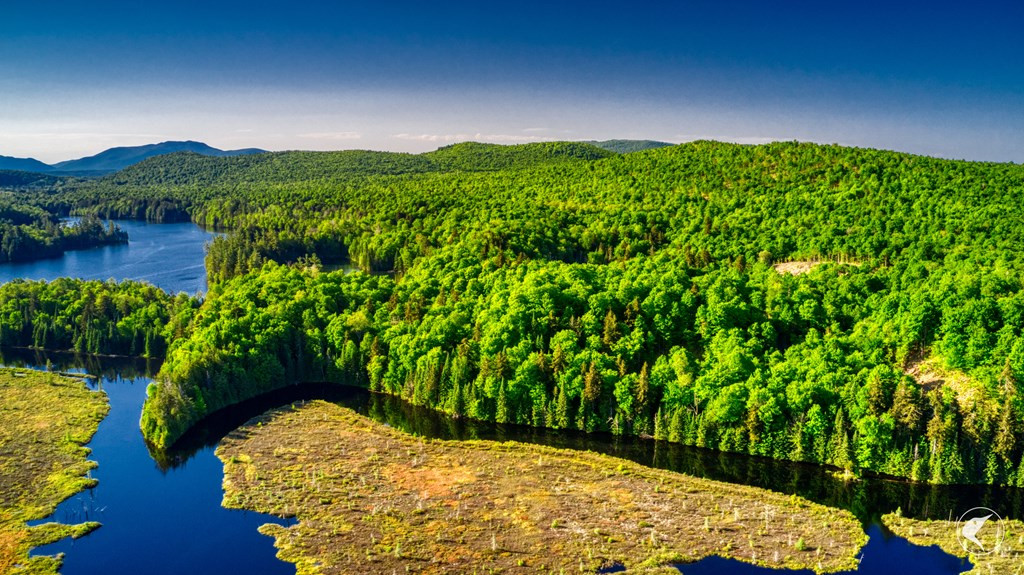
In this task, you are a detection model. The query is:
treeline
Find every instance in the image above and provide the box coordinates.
[140,246,1024,485]
[12,140,1024,485]
[0,196,128,262]
[0,278,198,357]
[55,141,1024,286]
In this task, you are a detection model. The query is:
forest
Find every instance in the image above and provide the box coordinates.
[0,278,196,357]
[0,186,128,262]
[5,140,1024,485]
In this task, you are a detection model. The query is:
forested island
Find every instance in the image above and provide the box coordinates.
[0,184,127,263]
[3,140,1024,487]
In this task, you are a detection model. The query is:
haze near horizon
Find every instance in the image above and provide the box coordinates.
[2,0,1022,163]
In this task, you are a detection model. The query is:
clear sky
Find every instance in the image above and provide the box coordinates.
[2,0,1022,163]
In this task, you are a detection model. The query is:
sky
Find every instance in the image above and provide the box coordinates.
[2,0,1022,163]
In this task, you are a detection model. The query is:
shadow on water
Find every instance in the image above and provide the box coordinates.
[161,379,1024,525]
[153,382,361,470]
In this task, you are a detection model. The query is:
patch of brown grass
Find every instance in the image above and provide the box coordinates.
[0,527,26,573]
[903,353,976,396]
[773,261,821,275]
[383,463,477,500]
[218,400,867,574]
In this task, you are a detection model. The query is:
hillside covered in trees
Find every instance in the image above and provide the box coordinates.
[5,140,1024,486]
[0,190,127,262]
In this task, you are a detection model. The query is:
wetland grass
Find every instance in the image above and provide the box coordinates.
[883,513,1024,575]
[218,400,867,574]
[0,369,108,574]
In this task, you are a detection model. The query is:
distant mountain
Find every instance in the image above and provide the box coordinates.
[51,141,266,174]
[0,155,55,173]
[1,139,670,177]
[584,139,674,154]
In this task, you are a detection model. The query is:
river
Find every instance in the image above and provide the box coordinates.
[0,222,983,574]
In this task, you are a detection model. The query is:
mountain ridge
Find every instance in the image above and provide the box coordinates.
[1,139,672,176]
[0,155,57,173]
[52,140,266,173]
[0,140,267,176]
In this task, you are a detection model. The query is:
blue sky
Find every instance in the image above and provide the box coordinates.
[2,1,1022,163]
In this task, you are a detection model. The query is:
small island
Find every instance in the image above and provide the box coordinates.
[0,198,127,264]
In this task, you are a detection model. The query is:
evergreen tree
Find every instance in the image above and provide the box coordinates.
[829,408,853,472]
[602,310,620,347]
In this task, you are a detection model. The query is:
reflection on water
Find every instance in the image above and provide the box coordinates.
[161,379,1024,525]
[0,347,158,379]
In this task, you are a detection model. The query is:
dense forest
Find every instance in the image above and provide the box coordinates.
[0,278,196,357]
[0,191,127,262]
[6,140,1024,485]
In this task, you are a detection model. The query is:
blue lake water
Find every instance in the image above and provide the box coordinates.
[0,220,217,294]
[673,524,969,574]
[29,371,295,575]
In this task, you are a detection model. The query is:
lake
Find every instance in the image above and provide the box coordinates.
[0,222,982,574]
[0,220,217,294]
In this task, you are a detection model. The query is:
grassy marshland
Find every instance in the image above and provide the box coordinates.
[217,400,867,574]
[0,369,108,574]
[883,512,1024,575]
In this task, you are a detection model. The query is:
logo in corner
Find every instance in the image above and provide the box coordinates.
[955,507,1004,555]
